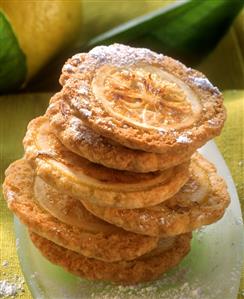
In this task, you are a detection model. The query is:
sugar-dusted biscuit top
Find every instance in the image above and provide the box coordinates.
[60,43,226,154]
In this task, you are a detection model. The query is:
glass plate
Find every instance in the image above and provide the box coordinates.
[14,141,244,299]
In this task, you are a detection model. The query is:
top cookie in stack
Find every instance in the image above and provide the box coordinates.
[47,43,225,173]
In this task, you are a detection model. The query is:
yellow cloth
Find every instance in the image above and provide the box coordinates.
[0,90,243,298]
[0,93,49,299]
[215,90,244,299]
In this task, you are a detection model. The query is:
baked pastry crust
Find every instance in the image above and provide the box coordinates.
[30,231,191,285]
[34,175,115,232]
[23,116,189,208]
[83,153,230,237]
[60,44,226,154]
[3,159,159,262]
[47,92,192,172]
[35,175,177,254]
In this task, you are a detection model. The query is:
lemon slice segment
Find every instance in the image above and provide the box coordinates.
[93,64,202,130]
[34,176,117,234]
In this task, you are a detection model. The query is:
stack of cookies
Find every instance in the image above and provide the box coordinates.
[3,44,230,285]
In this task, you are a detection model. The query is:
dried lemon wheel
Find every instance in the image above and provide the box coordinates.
[60,44,226,154]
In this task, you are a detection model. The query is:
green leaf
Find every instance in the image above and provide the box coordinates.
[0,10,27,93]
[81,0,171,43]
[87,0,244,65]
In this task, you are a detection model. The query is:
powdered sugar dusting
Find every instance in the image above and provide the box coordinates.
[84,267,190,299]
[0,276,25,298]
[79,108,92,118]
[88,44,164,68]
[70,96,90,111]
[77,85,89,95]
[176,135,192,143]
[208,119,220,126]
[63,64,74,73]
[83,259,241,299]
[69,117,102,146]
[190,76,220,95]
[86,266,227,299]
[65,44,164,77]
[6,190,15,204]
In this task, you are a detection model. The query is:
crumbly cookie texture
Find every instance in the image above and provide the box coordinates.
[3,159,159,262]
[30,231,192,285]
[60,44,226,154]
[83,153,230,237]
[23,116,190,208]
[47,92,193,172]
[34,175,115,232]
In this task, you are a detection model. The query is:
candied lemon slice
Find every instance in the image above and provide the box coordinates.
[171,157,211,206]
[34,176,116,233]
[92,65,202,130]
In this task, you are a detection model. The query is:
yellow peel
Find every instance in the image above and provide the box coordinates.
[0,0,82,80]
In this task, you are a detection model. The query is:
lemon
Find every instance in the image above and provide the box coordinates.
[0,0,82,91]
